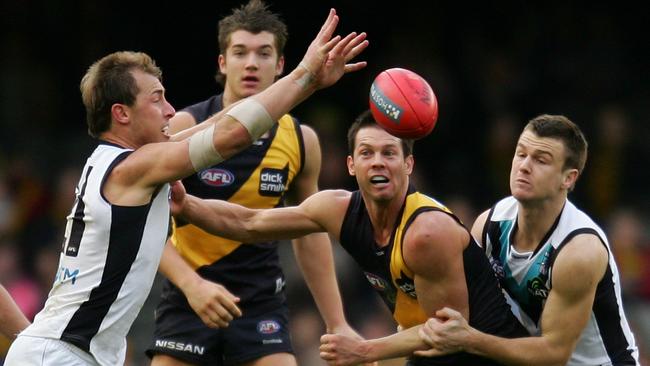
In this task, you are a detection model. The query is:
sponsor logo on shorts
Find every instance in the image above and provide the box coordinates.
[257,320,281,334]
[262,339,283,344]
[154,340,205,355]
[259,167,288,196]
[199,168,234,187]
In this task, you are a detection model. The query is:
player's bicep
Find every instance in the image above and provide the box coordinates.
[540,235,608,354]
[405,212,470,317]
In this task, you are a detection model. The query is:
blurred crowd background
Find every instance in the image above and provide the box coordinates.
[1,1,649,365]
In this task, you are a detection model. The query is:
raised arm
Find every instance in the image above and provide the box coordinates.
[417,234,608,365]
[111,9,368,197]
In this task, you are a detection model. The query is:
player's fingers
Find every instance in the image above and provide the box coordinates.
[413,349,442,357]
[315,9,338,42]
[330,32,357,56]
[345,41,369,63]
[342,32,367,56]
[343,62,368,74]
[319,35,342,56]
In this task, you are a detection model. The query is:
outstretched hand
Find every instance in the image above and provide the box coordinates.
[299,9,368,90]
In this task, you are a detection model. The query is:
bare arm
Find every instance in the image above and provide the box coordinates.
[418,234,608,365]
[106,9,368,204]
[286,125,351,334]
[158,239,241,328]
[320,324,428,364]
[0,284,30,340]
[171,176,347,243]
[407,211,471,320]
[320,211,470,364]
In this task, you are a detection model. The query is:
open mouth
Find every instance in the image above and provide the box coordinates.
[242,76,259,84]
[162,124,170,137]
[370,175,389,185]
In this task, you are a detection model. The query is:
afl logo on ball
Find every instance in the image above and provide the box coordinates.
[257,320,281,334]
[199,168,234,187]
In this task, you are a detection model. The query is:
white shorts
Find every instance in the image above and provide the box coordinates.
[5,335,99,365]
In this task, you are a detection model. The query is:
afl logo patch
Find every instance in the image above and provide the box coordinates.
[364,272,388,291]
[199,168,234,187]
[257,320,281,334]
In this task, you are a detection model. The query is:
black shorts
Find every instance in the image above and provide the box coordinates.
[146,298,293,365]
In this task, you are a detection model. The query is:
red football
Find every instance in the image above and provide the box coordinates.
[369,68,438,139]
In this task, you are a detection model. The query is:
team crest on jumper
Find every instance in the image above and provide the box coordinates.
[527,277,549,299]
[259,167,288,196]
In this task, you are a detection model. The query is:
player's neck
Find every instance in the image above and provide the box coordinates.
[515,196,566,251]
[363,188,408,247]
[99,131,137,150]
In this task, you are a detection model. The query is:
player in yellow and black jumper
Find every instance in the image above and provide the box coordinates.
[166,110,527,365]
[147,1,361,365]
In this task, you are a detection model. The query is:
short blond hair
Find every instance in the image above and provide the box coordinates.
[80,51,162,138]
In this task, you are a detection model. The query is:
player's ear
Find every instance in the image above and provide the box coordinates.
[562,168,579,191]
[276,55,285,77]
[218,54,227,74]
[111,103,129,126]
[405,155,414,175]
[347,155,356,176]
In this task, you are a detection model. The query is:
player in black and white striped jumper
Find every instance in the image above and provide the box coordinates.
[418,114,640,365]
[4,10,368,365]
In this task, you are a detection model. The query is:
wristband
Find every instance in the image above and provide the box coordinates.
[226,98,274,141]
[188,124,223,171]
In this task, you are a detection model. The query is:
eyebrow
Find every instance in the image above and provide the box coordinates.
[231,44,274,50]
[517,142,553,157]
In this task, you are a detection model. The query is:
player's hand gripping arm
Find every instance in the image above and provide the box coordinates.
[416,234,608,365]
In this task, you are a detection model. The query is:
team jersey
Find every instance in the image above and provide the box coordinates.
[170,94,304,313]
[482,196,639,365]
[339,185,525,365]
[20,142,171,366]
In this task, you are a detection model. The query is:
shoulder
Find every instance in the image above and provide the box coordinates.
[552,233,608,294]
[299,124,320,148]
[405,210,469,255]
[470,209,491,245]
[305,189,351,207]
